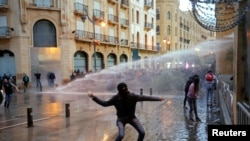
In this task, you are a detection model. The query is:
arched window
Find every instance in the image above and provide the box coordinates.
[120,54,128,63]
[156,25,160,34]
[33,20,57,47]
[167,25,171,35]
[156,9,160,20]
[167,11,171,20]
[136,11,139,24]
[74,51,88,73]
[107,53,117,68]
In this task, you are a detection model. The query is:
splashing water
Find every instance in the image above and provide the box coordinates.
[52,38,233,95]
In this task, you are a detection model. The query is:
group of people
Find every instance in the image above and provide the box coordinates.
[0,71,56,108]
[183,70,218,122]
[86,70,218,141]
[34,71,56,90]
[0,69,217,140]
[0,73,30,108]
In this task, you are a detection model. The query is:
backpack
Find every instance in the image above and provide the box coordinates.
[205,73,214,81]
[24,76,29,82]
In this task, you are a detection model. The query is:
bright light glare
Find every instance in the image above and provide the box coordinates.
[179,0,191,11]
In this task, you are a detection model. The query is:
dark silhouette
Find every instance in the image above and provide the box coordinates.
[2,78,19,108]
[88,82,164,141]
[22,73,29,92]
[34,72,42,91]
[48,71,56,87]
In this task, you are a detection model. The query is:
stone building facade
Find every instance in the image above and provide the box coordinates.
[0,0,158,86]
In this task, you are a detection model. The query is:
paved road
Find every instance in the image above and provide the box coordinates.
[0,88,220,141]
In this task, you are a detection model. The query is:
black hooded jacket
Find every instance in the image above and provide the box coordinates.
[92,93,162,121]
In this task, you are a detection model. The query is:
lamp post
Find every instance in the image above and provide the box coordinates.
[81,6,105,72]
[167,41,170,51]
[163,38,170,52]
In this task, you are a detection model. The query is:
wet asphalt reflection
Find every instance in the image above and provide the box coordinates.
[0,90,218,141]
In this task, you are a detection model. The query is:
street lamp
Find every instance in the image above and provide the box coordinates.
[163,38,170,52]
[81,6,106,72]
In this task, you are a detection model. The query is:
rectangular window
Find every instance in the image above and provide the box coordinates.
[0,16,7,36]
[175,27,177,36]
[132,9,134,22]
[34,0,53,7]
[136,11,139,24]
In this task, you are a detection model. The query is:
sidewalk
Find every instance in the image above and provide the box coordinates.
[0,88,220,141]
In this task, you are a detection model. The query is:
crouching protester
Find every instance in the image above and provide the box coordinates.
[88,82,164,141]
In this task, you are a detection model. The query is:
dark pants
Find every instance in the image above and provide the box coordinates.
[36,79,41,88]
[115,117,145,141]
[4,93,13,108]
[183,92,188,107]
[187,97,199,120]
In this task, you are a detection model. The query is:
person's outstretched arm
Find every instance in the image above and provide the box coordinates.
[88,92,114,107]
[133,93,164,102]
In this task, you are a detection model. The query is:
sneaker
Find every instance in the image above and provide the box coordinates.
[183,106,188,109]
[196,117,201,122]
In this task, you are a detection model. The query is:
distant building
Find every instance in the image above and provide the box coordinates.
[156,0,215,68]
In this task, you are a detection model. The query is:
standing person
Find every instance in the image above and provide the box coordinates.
[204,70,218,107]
[49,71,56,87]
[22,73,29,92]
[184,76,193,109]
[34,72,42,91]
[88,82,164,141]
[0,75,3,105]
[2,78,19,108]
[187,75,201,122]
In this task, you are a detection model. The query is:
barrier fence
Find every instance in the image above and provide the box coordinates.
[218,81,250,125]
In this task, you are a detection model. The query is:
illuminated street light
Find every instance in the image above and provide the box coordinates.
[81,6,106,72]
[163,38,170,51]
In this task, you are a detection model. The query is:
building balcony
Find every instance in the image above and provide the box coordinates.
[107,0,118,4]
[0,0,8,11]
[130,42,157,52]
[74,2,88,16]
[144,1,152,10]
[120,39,129,46]
[130,42,155,51]
[120,18,129,28]
[121,0,129,9]
[144,22,153,31]
[93,9,105,21]
[73,30,119,45]
[0,26,14,39]
[108,14,118,25]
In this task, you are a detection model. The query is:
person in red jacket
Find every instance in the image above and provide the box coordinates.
[88,82,164,141]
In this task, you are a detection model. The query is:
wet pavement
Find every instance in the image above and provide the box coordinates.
[0,87,220,141]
